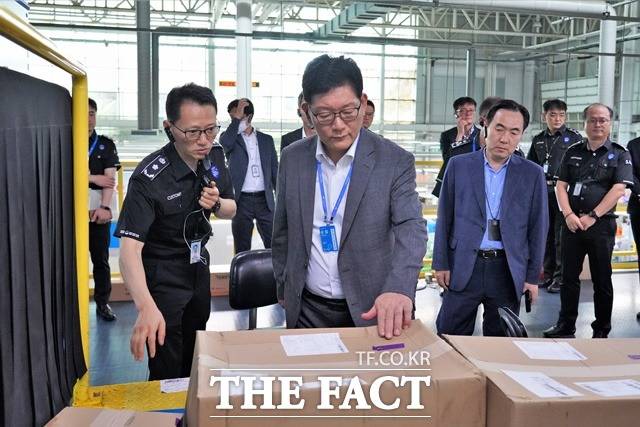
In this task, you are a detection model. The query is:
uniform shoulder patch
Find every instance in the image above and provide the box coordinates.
[140,154,170,181]
[612,141,628,151]
[566,127,582,136]
[566,141,584,151]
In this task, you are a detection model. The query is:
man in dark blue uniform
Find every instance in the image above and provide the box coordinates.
[544,103,633,339]
[115,83,236,380]
[528,99,583,293]
[88,98,121,321]
[626,135,640,321]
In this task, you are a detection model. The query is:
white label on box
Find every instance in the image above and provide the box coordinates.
[90,409,136,427]
[160,377,190,393]
[513,341,587,361]
[280,333,348,356]
[575,379,640,397]
[503,370,583,398]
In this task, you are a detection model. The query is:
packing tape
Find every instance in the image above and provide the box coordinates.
[467,357,640,378]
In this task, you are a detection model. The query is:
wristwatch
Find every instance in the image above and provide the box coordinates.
[588,210,599,219]
[212,200,221,214]
[100,205,111,211]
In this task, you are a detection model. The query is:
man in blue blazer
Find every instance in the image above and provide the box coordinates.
[433,99,548,336]
[219,98,278,253]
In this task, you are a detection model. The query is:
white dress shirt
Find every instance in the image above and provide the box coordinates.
[305,134,360,299]
[240,129,265,192]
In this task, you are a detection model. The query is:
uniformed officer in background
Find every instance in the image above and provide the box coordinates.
[627,135,640,321]
[527,99,583,294]
[544,103,633,339]
[88,97,121,321]
[116,83,236,380]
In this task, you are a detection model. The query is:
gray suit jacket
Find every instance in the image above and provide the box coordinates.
[432,150,548,297]
[272,129,428,328]
[219,118,278,211]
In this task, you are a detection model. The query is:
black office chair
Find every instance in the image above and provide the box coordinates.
[498,307,529,337]
[229,249,278,330]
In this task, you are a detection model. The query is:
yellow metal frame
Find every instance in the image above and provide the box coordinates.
[0,5,185,412]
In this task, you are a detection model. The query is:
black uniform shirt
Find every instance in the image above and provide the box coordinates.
[556,139,633,216]
[89,131,121,190]
[527,125,582,182]
[115,142,233,260]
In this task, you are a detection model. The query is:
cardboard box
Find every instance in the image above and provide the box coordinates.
[210,264,230,297]
[445,335,640,427]
[109,278,132,302]
[185,320,485,426]
[46,407,181,426]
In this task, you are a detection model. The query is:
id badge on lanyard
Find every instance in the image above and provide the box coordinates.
[317,161,353,253]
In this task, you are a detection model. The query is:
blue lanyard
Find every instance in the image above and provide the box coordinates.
[471,127,478,152]
[317,160,353,224]
[89,134,99,157]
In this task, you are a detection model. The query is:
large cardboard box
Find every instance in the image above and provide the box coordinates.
[46,407,181,426]
[185,320,485,426]
[445,335,640,427]
[210,264,230,297]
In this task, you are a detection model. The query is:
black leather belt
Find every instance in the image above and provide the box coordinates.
[241,191,265,197]
[477,249,506,259]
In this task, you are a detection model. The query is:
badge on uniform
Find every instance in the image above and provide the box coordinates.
[564,137,570,143]
[190,240,202,264]
[573,182,583,196]
[320,224,339,252]
[251,164,261,178]
[608,153,615,160]
[488,219,502,241]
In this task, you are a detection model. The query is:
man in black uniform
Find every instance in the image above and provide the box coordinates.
[544,103,633,339]
[626,135,640,320]
[528,99,583,293]
[432,96,479,197]
[116,83,236,380]
[88,98,121,321]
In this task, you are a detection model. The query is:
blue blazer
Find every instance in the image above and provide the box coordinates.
[432,150,548,297]
[219,118,279,211]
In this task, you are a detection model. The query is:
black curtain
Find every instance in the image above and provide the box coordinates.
[0,67,86,426]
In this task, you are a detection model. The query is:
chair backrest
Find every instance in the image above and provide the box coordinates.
[229,249,278,310]
[498,307,529,337]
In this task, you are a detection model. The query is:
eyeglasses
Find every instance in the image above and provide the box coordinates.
[456,108,475,115]
[309,103,361,125]
[172,123,221,141]
[586,118,610,125]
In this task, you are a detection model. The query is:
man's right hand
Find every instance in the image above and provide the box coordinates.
[435,270,451,289]
[130,302,166,361]
[565,213,585,233]
[90,174,116,188]
[230,99,249,120]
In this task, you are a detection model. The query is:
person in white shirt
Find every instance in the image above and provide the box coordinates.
[219,98,279,253]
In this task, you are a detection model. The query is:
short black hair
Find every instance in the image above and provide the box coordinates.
[453,96,476,111]
[543,99,567,113]
[583,103,614,120]
[89,98,97,111]
[366,99,375,110]
[486,99,530,131]
[165,83,218,122]
[227,98,254,116]
[478,96,502,117]
[302,55,363,104]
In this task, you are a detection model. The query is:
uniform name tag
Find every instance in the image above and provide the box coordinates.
[488,219,502,241]
[190,240,202,264]
[251,164,261,177]
[573,182,583,196]
[320,224,339,252]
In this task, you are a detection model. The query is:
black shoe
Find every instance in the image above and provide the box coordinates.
[637,312,640,321]
[547,281,562,293]
[539,278,553,288]
[96,304,116,321]
[543,323,575,338]
[592,330,609,339]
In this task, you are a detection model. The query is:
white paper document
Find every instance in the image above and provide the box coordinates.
[280,333,348,357]
[160,377,190,393]
[575,379,640,397]
[503,370,583,398]
[513,341,587,361]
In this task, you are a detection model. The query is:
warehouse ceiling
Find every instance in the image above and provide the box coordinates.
[25,0,640,60]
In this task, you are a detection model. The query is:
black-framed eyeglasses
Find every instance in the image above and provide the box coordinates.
[171,123,221,141]
[309,103,361,125]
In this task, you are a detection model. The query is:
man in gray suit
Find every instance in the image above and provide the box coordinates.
[220,98,278,253]
[433,100,548,336]
[272,55,427,339]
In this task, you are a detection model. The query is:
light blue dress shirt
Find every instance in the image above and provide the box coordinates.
[480,151,511,250]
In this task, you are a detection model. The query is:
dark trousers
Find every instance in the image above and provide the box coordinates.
[559,218,616,333]
[436,255,519,336]
[89,221,112,306]
[295,288,355,328]
[543,189,563,283]
[144,257,211,380]
[231,192,273,253]
[629,207,640,277]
